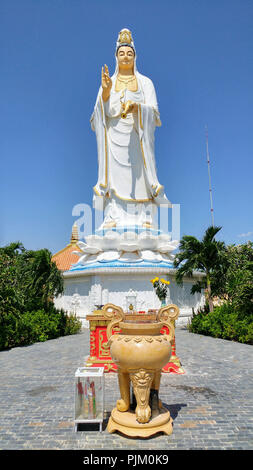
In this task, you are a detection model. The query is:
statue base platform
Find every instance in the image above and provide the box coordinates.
[107,407,173,437]
[59,227,205,329]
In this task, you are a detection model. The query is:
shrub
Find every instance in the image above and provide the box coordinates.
[189,302,253,344]
[0,311,19,350]
[64,313,82,336]
[0,308,82,351]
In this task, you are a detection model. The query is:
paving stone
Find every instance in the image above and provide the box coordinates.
[0,327,252,450]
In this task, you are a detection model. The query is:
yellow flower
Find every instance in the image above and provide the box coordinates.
[150,277,159,284]
[160,279,170,285]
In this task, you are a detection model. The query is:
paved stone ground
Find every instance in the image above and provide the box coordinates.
[0,327,252,450]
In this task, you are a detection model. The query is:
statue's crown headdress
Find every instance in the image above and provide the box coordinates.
[119,29,132,45]
[116,28,135,54]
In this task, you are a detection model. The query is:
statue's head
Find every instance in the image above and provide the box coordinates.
[115,28,136,73]
[117,45,135,71]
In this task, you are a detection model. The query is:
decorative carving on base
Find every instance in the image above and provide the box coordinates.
[107,408,173,438]
[129,369,154,423]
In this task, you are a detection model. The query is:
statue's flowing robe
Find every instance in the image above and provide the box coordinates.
[90,72,170,225]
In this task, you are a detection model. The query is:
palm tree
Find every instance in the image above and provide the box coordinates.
[0,241,24,257]
[28,249,64,308]
[173,226,225,312]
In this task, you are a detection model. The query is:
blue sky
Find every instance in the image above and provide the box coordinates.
[1,0,252,254]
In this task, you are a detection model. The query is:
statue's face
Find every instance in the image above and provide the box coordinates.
[117,46,135,70]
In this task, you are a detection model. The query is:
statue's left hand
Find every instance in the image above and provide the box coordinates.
[129,102,138,114]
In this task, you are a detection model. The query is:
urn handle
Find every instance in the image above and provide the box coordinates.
[102,303,124,345]
[157,304,180,343]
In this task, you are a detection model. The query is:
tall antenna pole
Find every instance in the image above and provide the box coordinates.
[205,125,214,227]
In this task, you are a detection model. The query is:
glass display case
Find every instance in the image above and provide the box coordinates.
[74,367,104,432]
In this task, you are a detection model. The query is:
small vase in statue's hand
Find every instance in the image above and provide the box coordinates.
[121,100,133,118]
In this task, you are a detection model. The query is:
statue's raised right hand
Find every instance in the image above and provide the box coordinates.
[101,64,112,101]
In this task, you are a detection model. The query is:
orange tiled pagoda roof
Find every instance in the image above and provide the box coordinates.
[52,224,82,272]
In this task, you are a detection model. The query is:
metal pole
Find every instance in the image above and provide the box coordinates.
[205,126,214,227]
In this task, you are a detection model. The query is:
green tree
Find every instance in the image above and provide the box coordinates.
[0,241,25,258]
[0,242,25,315]
[212,241,253,314]
[0,243,63,314]
[173,226,225,312]
[26,248,64,309]
[0,242,81,350]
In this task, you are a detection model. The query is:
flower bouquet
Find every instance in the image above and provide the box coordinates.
[150,277,170,305]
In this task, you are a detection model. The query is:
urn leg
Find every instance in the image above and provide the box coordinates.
[151,370,163,410]
[130,369,154,424]
[151,370,161,390]
[116,369,130,412]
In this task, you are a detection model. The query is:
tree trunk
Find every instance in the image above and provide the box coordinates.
[206,274,213,312]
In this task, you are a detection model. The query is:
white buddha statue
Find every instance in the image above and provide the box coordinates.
[91,28,171,229]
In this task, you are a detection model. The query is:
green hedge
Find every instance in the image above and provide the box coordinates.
[0,307,82,351]
[188,302,253,344]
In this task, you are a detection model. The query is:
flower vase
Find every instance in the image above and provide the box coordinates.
[161,299,166,307]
